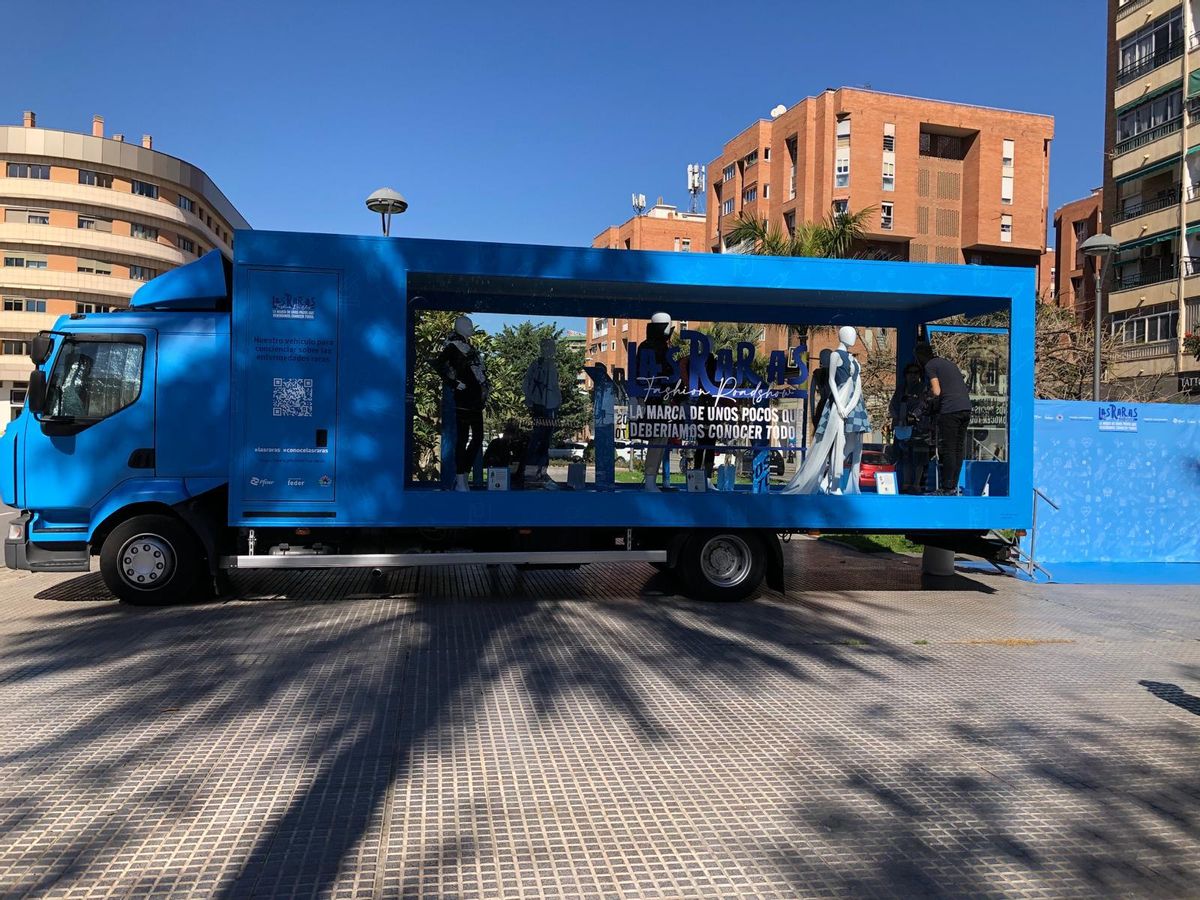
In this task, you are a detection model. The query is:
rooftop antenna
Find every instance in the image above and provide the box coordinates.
[631,192,646,217]
[686,164,706,214]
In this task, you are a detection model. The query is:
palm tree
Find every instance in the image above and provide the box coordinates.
[723,206,878,260]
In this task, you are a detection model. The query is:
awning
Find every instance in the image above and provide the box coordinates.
[1118,229,1178,251]
[1187,222,1200,236]
[1116,79,1182,116]
[1115,144,1200,185]
[1190,69,1200,99]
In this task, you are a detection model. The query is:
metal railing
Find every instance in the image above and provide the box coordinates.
[1116,339,1175,361]
[1015,488,1060,582]
[1116,38,1185,87]
[1114,257,1200,290]
[1115,117,1183,157]
[1115,189,1181,221]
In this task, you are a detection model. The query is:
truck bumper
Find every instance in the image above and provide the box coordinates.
[4,512,91,573]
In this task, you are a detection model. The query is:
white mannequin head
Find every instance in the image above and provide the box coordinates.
[454,315,474,339]
[838,325,858,349]
[540,337,556,359]
[650,311,675,340]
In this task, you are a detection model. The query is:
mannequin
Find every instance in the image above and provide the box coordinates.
[434,315,489,491]
[637,312,675,491]
[784,326,870,494]
[522,337,562,489]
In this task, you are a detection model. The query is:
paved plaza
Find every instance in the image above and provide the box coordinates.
[0,538,1196,898]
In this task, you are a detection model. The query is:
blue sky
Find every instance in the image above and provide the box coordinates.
[8,0,1105,330]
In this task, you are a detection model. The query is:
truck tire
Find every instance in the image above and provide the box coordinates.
[99,514,207,605]
[679,530,766,602]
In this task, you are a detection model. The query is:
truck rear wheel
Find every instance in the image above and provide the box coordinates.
[680,530,765,602]
[99,514,206,605]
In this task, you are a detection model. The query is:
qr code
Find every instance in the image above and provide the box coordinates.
[272,377,313,417]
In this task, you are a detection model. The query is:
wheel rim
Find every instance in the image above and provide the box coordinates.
[118,533,176,590]
[699,534,753,588]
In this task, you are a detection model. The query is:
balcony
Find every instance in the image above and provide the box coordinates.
[1115,189,1180,222]
[1116,39,1185,87]
[1115,117,1183,158]
[1116,339,1174,362]
[1114,257,1200,291]
[1116,0,1154,19]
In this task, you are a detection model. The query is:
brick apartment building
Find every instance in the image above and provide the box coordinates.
[588,201,709,374]
[1053,188,1104,316]
[1102,0,1200,393]
[707,88,1054,285]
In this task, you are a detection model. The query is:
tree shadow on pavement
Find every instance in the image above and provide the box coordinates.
[0,556,929,898]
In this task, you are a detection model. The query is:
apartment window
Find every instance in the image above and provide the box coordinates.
[721,198,735,216]
[1002,139,1015,167]
[1111,304,1178,344]
[1001,175,1014,205]
[1000,214,1013,243]
[723,164,735,182]
[129,264,158,281]
[3,253,47,269]
[744,149,758,167]
[77,215,112,232]
[1070,276,1083,300]
[880,202,894,231]
[77,258,113,275]
[6,163,49,179]
[3,298,47,313]
[883,131,895,153]
[784,211,796,235]
[131,223,159,241]
[3,208,50,225]
[1119,9,1183,77]
[762,183,770,199]
[78,169,113,188]
[177,195,196,213]
[680,238,691,252]
[610,341,616,352]
[832,199,849,216]
[919,131,969,160]
[75,302,111,314]
[882,161,896,192]
[130,180,159,199]
[743,186,757,203]
[594,318,608,336]
[1073,220,1090,242]
[835,115,851,189]
[1117,91,1183,143]
[177,236,195,253]
[763,147,770,161]
[2,340,30,355]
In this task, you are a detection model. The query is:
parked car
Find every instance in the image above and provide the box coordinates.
[548,441,587,461]
[614,440,646,464]
[859,444,896,492]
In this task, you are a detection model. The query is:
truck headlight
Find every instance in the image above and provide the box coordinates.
[7,520,24,542]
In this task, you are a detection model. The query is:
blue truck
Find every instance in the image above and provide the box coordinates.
[0,230,1032,604]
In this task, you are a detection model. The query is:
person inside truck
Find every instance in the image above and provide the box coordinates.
[434,315,490,491]
[636,312,677,491]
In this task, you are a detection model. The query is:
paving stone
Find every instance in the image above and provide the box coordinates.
[0,538,1195,897]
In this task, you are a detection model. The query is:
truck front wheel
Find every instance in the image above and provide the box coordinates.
[99,515,206,605]
[680,530,766,602]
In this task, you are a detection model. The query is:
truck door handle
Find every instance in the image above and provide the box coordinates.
[128,448,155,469]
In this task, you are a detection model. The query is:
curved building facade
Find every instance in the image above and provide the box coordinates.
[0,110,249,419]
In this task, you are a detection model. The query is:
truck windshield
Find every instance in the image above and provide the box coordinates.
[46,338,144,420]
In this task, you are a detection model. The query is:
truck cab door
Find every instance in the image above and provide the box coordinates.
[21,331,156,531]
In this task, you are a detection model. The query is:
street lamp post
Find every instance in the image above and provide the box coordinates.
[1080,233,1118,402]
[365,187,408,237]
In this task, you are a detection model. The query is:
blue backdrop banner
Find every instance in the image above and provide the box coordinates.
[1030,400,1200,567]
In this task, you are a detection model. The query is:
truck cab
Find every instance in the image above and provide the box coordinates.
[1,251,232,599]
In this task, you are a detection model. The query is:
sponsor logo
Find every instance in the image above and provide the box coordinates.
[270,293,316,320]
[1098,403,1138,433]
[287,478,305,487]
[319,474,331,487]
[249,476,275,487]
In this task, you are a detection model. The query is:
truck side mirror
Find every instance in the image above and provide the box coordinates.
[30,332,53,366]
[27,369,47,415]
